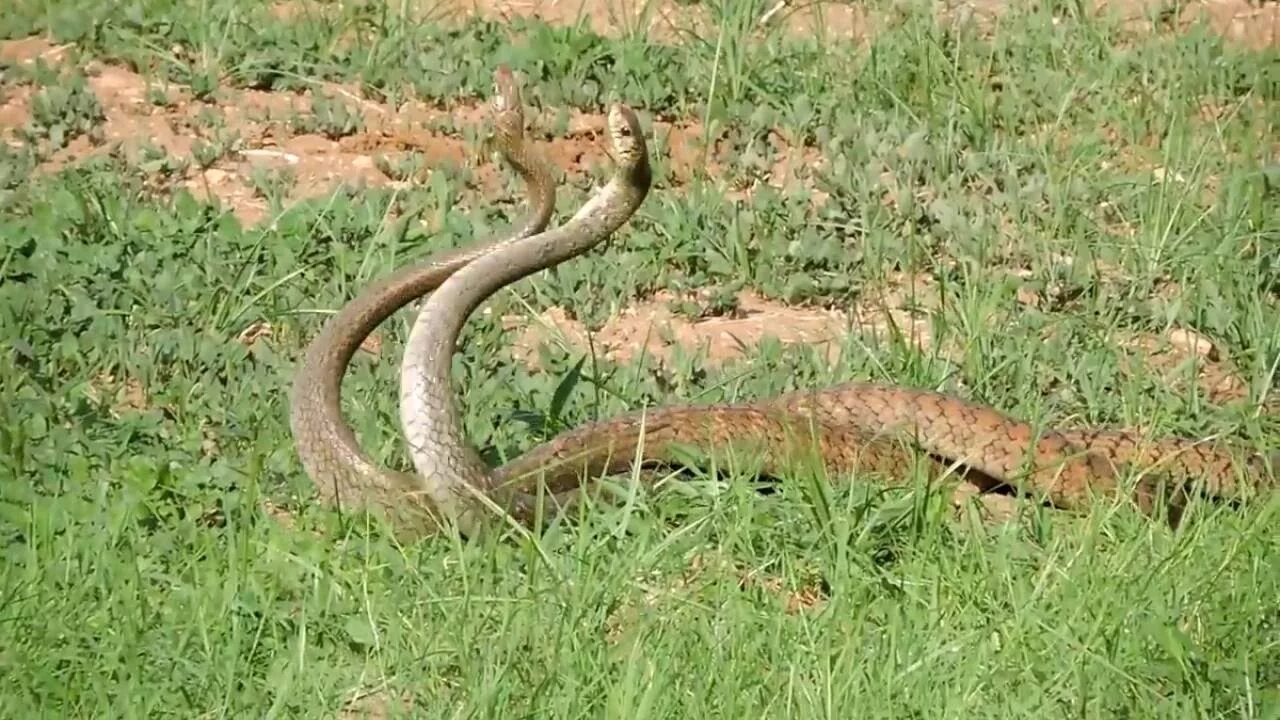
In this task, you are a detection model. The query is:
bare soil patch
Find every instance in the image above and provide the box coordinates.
[1,38,818,225]
[0,45,609,226]
[505,276,1261,413]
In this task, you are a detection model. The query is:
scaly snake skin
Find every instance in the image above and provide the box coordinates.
[288,67,557,528]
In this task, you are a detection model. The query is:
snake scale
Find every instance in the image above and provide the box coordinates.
[292,69,1277,539]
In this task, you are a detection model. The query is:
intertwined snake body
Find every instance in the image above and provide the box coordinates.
[292,71,1276,538]
[398,102,654,536]
[288,67,557,529]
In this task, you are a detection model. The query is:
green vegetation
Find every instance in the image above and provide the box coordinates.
[19,62,104,154]
[1,0,1277,716]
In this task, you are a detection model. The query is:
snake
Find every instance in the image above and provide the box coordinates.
[397,101,655,536]
[288,66,559,529]
[391,94,1276,536]
[294,70,1276,538]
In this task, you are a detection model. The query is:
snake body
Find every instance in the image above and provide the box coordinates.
[489,388,1277,517]
[392,92,1274,533]
[397,103,654,535]
[292,70,1275,538]
[288,67,557,528]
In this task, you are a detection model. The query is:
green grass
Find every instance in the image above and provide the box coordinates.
[2,0,1279,716]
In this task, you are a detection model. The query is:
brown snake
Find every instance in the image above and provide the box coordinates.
[396,97,1274,536]
[288,67,558,527]
[296,71,1276,538]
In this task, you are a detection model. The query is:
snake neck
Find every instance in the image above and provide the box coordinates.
[289,173,554,503]
[398,171,650,527]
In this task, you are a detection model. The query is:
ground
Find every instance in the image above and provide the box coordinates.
[1,0,1278,716]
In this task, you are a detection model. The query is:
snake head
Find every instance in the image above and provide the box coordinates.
[491,65,520,113]
[489,65,526,150]
[606,102,652,190]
